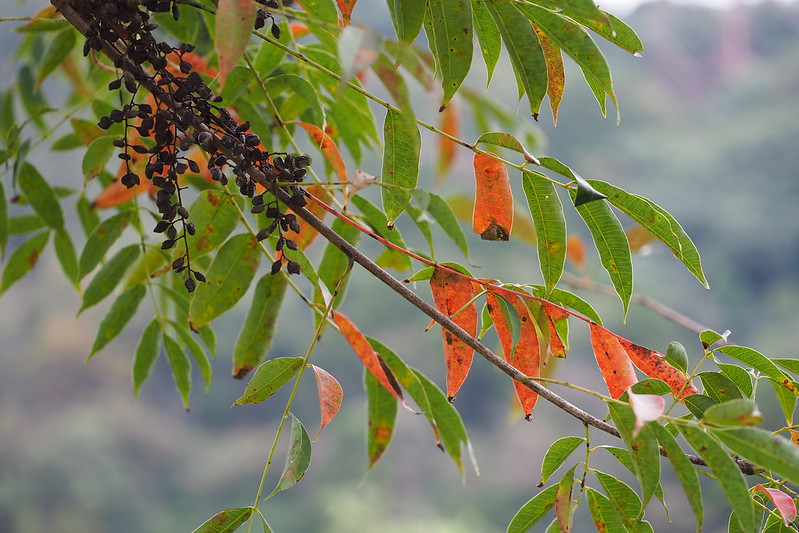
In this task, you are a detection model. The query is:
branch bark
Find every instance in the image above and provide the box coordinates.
[51,0,756,477]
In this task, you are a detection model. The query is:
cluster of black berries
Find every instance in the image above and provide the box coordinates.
[254,0,281,38]
[78,0,309,288]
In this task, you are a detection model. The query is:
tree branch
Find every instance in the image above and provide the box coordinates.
[51,0,757,477]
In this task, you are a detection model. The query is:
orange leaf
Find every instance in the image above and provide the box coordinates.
[472,152,513,241]
[791,430,799,447]
[589,323,638,399]
[566,233,585,272]
[310,364,343,440]
[289,22,311,38]
[541,302,569,359]
[92,178,152,209]
[292,121,348,184]
[429,266,477,400]
[615,336,699,399]
[626,225,656,252]
[437,103,459,179]
[336,0,357,25]
[215,0,257,88]
[535,27,565,126]
[292,185,331,250]
[333,311,404,402]
[486,292,540,418]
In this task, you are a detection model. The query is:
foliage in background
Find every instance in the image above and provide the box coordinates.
[2,0,799,531]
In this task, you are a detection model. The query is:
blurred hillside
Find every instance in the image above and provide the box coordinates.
[2,2,799,532]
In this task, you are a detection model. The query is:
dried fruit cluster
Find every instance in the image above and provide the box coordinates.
[77,0,308,290]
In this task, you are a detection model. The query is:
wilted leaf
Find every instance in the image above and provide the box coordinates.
[232,357,304,406]
[589,324,637,399]
[215,0,257,88]
[311,365,343,440]
[534,27,565,126]
[472,152,513,241]
[429,265,478,400]
[555,464,578,532]
[336,0,357,25]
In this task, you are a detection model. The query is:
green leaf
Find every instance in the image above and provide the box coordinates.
[700,329,726,349]
[365,367,398,468]
[173,321,212,395]
[484,0,547,118]
[81,135,117,181]
[381,108,421,225]
[271,413,312,495]
[218,65,252,105]
[572,176,608,207]
[314,217,361,312]
[0,181,7,257]
[665,341,690,374]
[188,233,261,329]
[652,423,703,532]
[183,189,240,261]
[163,334,192,410]
[715,345,793,391]
[555,464,577,531]
[253,22,289,76]
[517,4,613,113]
[699,371,743,403]
[36,25,77,86]
[712,427,799,484]
[530,286,602,325]
[18,162,63,231]
[133,319,162,396]
[79,211,132,279]
[540,436,584,486]
[493,293,523,358]
[1,230,50,293]
[53,228,79,285]
[506,485,558,533]
[630,378,672,396]
[232,357,304,406]
[426,193,470,260]
[9,214,47,235]
[76,194,100,237]
[703,398,763,426]
[564,11,643,54]
[588,180,708,288]
[232,274,289,379]
[607,402,660,507]
[80,244,140,313]
[476,131,537,162]
[770,379,796,425]
[683,394,717,419]
[87,284,146,360]
[404,265,434,283]
[424,0,473,109]
[413,369,471,474]
[191,507,253,533]
[472,0,501,87]
[678,425,755,532]
[573,194,633,318]
[522,171,566,295]
[351,195,412,272]
[585,487,627,533]
[295,0,338,24]
[593,470,642,522]
[266,74,325,126]
[386,0,425,43]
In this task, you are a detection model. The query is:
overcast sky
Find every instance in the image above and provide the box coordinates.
[600,0,796,15]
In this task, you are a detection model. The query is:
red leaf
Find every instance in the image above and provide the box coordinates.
[429,266,477,400]
[616,336,699,398]
[336,0,357,25]
[437,103,459,179]
[754,484,797,526]
[541,302,569,360]
[486,292,540,418]
[310,364,343,440]
[292,121,348,183]
[566,233,585,272]
[589,323,638,399]
[215,0,257,88]
[333,311,404,402]
[472,152,513,241]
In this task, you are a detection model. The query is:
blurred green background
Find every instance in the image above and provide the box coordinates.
[2,1,799,531]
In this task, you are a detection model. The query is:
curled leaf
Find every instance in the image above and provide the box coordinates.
[754,485,797,526]
[429,265,477,400]
[310,364,343,440]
